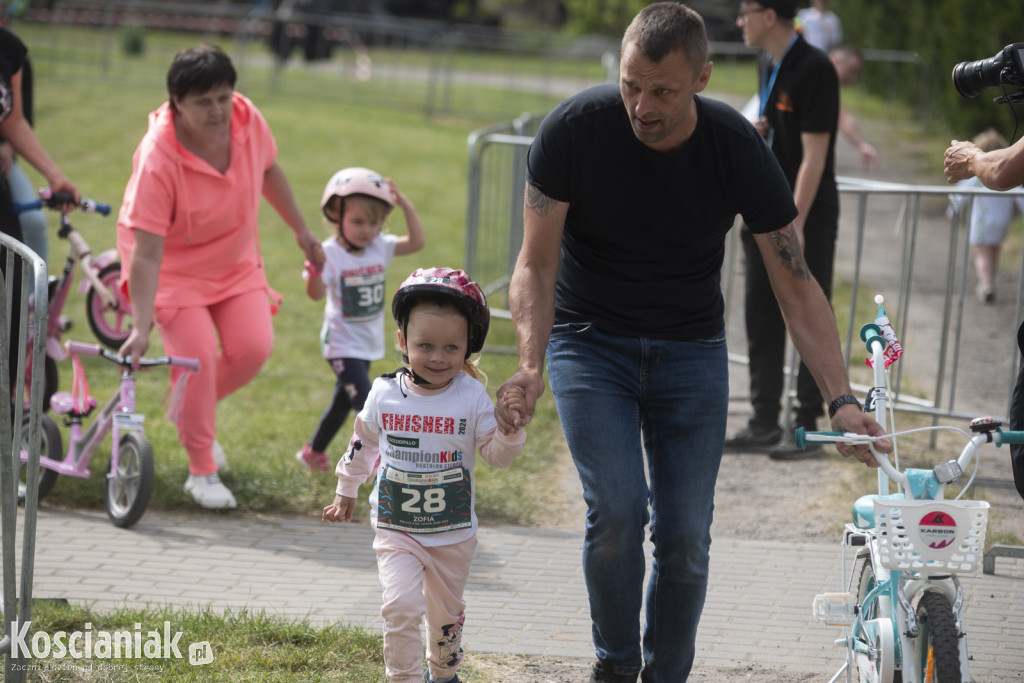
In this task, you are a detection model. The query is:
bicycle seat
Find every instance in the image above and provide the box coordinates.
[49,391,97,417]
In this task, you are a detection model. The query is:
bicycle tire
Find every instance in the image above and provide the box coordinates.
[912,591,962,683]
[854,555,901,683]
[86,261,133,351]
[17,413,64,503]
[105,432,154,529]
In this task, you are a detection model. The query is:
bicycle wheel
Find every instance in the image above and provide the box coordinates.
[912,591,962,683]
[17,413,63,502]
[854,555,900,683]
[105,432,154,529]
[86,262,133,351]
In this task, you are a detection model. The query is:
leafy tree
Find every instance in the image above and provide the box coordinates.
[839,0,1024,135]
[563,0,647,36]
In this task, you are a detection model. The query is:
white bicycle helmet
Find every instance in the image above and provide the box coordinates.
[319,167,394,220]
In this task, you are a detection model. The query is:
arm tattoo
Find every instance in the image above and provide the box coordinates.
[526,185,556,217]
[768,227,812,281]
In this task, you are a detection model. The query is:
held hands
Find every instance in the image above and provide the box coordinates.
[495,368,544,433]
[830,403,892,467]
[497,385,527,435]
[298,229,325,271]
[944,140,979,184]
[322,494,356,523]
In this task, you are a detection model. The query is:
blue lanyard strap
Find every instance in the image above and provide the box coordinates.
[759,34,798,118]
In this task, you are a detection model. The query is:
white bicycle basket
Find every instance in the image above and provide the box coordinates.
[874,498,989,573]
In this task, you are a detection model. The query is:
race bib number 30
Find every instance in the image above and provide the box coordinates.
[340,272,385,320]
[377,465,472,534]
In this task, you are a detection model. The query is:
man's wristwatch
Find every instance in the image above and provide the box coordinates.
[828,393,861,419]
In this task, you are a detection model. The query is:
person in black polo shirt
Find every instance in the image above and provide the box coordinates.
[727,0,841,459]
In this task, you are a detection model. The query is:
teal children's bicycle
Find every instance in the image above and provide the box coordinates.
[797,295,1024,683]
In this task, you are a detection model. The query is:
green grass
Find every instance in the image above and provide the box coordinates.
[5,601,392,682]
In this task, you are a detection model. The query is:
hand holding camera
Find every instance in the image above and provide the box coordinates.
[945,43,1024,190]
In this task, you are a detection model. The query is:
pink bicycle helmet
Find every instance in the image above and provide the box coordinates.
[320,167,393,220]
[392,267,489,356]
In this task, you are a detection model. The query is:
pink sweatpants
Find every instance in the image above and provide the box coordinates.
[156,288,273,475]
[372,530,477,683]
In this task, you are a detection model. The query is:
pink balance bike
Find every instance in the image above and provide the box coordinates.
[18,340,199,528]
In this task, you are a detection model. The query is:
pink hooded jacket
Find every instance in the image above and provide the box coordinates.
[116,92,277,308]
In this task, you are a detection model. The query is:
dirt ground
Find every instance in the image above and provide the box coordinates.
[461,101,1024,682]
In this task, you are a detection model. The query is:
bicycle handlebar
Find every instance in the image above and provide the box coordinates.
[12,190,111,216]
[797,424,1024,485]
[65,340,200,372]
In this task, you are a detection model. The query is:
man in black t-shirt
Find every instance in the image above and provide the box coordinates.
[494,4,884,682]
[727,0,841,459]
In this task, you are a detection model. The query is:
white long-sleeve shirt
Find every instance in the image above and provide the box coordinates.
[336,370,526,546]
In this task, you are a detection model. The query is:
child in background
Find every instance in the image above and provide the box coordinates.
[297,167,425,471]
[949,129,1024,304]
[322,267,526,683]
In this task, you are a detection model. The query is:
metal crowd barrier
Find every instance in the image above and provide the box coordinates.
[465,127,1024,426]
[0,235,48,683]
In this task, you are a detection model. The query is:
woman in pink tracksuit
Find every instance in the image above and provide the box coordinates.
[116,44,323,509]
[323,268,526,683]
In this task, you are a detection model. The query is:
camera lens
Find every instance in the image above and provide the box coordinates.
[952,53,1006,98]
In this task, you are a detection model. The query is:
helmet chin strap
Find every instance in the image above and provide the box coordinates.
[397,364,432,386]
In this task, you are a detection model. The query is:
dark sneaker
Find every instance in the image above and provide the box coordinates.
[769,431,823,460]
[424,672,461,683]
[723,425,782,451]
[590,660,640,683]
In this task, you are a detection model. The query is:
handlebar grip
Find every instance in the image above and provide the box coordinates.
[35,190,110,215]
[12,199,43,214]
[80,199,111,216]
[169,356,201,372]
[794,428,846,449]
[64,340,102,357]
[997,430,1024,445]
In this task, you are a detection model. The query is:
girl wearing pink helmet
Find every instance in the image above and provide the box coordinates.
[323,267,526,683]
[296,167,425,472]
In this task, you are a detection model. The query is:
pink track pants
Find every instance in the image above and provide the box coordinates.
[156,288,273,475]
[373,530,477,683]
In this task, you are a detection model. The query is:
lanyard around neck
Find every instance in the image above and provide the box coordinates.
[759,34,798,118]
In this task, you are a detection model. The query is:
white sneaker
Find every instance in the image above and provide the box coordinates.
[184,473,237,509]
[212,440,228,469]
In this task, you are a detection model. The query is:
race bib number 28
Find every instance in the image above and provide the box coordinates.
[377,465,472,534]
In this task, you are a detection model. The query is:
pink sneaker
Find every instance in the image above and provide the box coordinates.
[295,443,330,473]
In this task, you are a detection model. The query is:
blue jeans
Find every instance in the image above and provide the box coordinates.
[546,324,728,682]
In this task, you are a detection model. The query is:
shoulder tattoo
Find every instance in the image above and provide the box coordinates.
[768,227,812,281]
[526,185,556,217]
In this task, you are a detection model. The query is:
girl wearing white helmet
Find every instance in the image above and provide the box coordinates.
[297,167,425,472]
[323,267,527,683]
